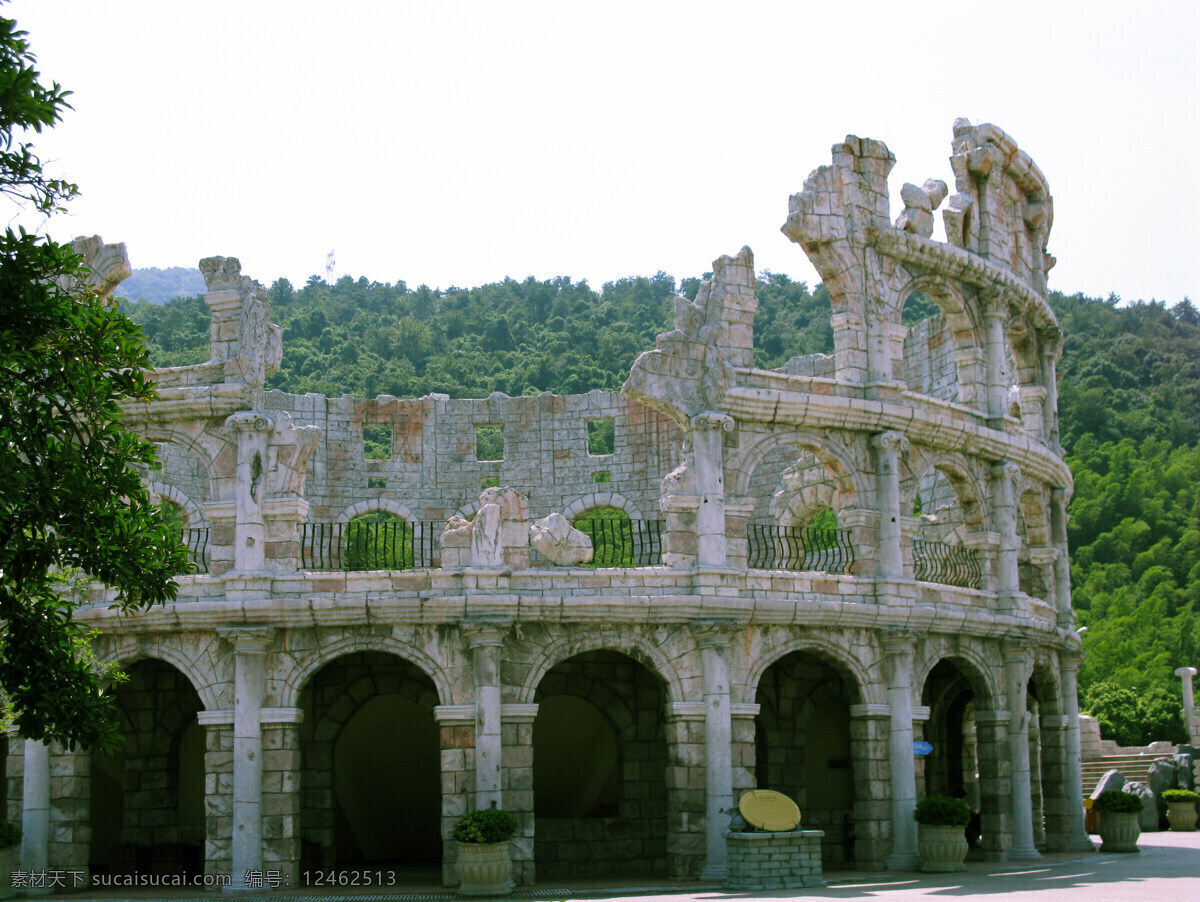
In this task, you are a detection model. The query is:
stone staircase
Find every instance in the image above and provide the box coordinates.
[1081,754,1161,795]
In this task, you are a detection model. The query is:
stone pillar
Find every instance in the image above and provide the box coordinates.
[260,709,303,885]
[1060,651,1094,850]
[1028,713,1045,849]
[1039,714,1070,851]
[220,627,272,893]
[691,625,734,880]
[973,709,1011,860]
[21,740,49,880]
[434,704,476,887]
[465,625,504,810]
[865,307,893,388]
[881,630,919,870]
[871,432,909,580]
[224,413,273,576]
[690,412,734,568]
[198,710,235,881]
[500,704,538,886]
[1178,666,1200,745]
[991,463,1021,603]
[831,311,868,384]
[848,703,892,870]
[1041,346,1061,448]
[664,701,707,879]
[1002,641,1039,860]
[982,294,1010,425]
[47,744,91,874]
[730,704,760,800]
[1051,489,1073,629]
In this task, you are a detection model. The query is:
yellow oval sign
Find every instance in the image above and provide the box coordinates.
[738,789,801,832]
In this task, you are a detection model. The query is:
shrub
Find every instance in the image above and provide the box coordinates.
[451,808,519,844]
[0,821,20,849]
[1162,789,1199,804]
[914,795,971,826]
[1093,790,1144,813]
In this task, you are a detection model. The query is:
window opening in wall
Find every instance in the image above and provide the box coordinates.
[912,490,923,517]
[363,424,392,460]
[481,475,500,489]
[593,471,611,484]
[901,290,940,326]
[345,512,413,570]
[586,418,615,456]
[476,425,504,461]
[367,477,387,490]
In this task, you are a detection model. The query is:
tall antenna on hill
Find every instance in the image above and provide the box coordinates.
[326,249,336,283]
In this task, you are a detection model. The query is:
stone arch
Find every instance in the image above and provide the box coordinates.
[147,480,206,528]
[1029,654,1063,716]
[516,630,686,706]
[914,642,1001,710]
[562,492,644,521]
[907,452,987,540]
[742,634,877,708]
[729,430,865,514]
[135,425,227,505]
[275,635,452,709]
[334,499,418,525]
[96,639,224,712]
[893,274,983,346]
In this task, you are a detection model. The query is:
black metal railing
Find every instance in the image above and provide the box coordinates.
[912,536,982,589]
[301,521,442,571]
[573,518,664,568]
[179,527,210,574]
[746,524,854,574]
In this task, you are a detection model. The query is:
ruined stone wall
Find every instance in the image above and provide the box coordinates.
[902,315,959,403]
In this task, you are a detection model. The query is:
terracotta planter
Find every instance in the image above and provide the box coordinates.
[0,845,17,901]
[1166,802,1198,832]
[455,840,513,896]
[1098,810,1141,852]
[917,823,968,873]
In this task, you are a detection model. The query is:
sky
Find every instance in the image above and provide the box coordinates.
[6,0,1199,304]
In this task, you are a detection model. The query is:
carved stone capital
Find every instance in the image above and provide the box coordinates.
[690,411,734,433]
[992,461,1021,484]
[461,620,508,650]
[218,626,273,655]
[979,288,1010,320]
[225,411,273,435]
[870,431,910,455]
[689,620,742,650]
[879,627,917,656]
[1001,637,1034,669]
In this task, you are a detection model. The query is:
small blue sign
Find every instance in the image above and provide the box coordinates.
[913,740,934,756]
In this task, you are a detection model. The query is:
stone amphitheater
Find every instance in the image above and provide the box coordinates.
[9,119,1095,891]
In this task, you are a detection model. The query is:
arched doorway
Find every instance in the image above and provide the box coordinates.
[298,652,440,881]
[533,651,666,879]
[754,650,861,865]
[89,659,205,879]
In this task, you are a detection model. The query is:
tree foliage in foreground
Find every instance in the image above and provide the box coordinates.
[0,14,188,750]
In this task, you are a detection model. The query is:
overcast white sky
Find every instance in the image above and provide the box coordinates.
[6,0,1199,303]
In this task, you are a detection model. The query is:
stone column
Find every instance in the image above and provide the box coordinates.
[47,744,91,874]
[220,627,272,893]
[500,704,538,886]
[1039,713,1070,851]
[465,625,504,810]
[260,709,303,885]
[434,704,476,887]
[1028,713,1045,849]
[1003,641,1039,861]
[881,630,919,870]
[1051,489,1073,629]
[663,701,707,879]
[1177,666,1200,745]
[973,709,1011,860]
[730,704,760,800]
[690,412,734,568]
[981,294,1010,426]
[21,740,49,880]
[1060,651,1094,850]
[849,703,892,869]
[871,433,909,579]
[1041,345,1061,448]
[831,311,868,384]
[691,625,734,880]
[198,710,235,881]
[224,412,273,576]
[991,463,1021,602]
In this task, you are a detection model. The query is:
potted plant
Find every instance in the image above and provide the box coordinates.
[914,795,971,872]
[1093,790,1143,852]
[0,821,21,900]
[1162,789,1198,832]
[451,806,518,897]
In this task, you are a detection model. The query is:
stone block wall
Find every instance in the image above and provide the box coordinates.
[725,830,824,890]
[902,314,959,404]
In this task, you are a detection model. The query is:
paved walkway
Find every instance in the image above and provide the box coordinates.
[49,830,1200,901]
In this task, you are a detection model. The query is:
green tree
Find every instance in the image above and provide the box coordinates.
[0,14,190,750]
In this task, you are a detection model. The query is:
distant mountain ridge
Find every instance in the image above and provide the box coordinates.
[114,266,206,305]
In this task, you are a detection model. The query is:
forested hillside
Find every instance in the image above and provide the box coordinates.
[122,274,1200,744]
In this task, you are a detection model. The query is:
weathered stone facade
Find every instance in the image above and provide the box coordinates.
[10,120,1094,890]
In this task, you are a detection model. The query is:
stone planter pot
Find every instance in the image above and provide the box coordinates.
[1166,802,1198,832]
[1098,811,1141,852]
[455,840,513,897]
[917,823,968,873]
[0,845,18,901]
